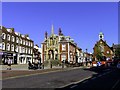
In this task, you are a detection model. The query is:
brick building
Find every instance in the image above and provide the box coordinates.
[93,32,114,61]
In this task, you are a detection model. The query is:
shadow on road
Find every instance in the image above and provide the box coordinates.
[55,66,119,90]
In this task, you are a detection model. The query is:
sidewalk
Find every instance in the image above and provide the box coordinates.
[0,64,66,70]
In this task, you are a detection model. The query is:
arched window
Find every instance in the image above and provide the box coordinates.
[11,36,15,42]
[26,48,28,53]
[23,40,25,45]
[7,43,10,51]
[2,42,5,50]
[31,49,33,54]
[2,33,6,39]
[99,45,104,52]
[16,37,19,43]
[26,40,28,46]
[23,47,25,53]
[7,34,10,41]
[20,38,22,44]
[15,45,18,52]
[11,44,14,51]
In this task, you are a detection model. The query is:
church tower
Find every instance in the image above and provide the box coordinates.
[99,32,104,40]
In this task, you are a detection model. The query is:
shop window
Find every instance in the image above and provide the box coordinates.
[61,55,66,61]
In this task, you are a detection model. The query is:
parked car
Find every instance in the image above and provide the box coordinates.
[92,61,97,67]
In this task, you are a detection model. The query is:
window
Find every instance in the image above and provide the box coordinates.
[31,42,33,47]
[7,34,10,41]
[29,48,30,54]
[2,33,6,39]
[15,45,18,52]
[107,51,110,54]
[19,46,21,53]
[23,47,25,53]
[16,37,19,43]
[99,45,104,52]
[6,43,10,51]
[23,40,25,45]
[20,38,22,44]
[11,44,14,51]
[26,41,28,46]
[31,49,33,54]
[11,36,15,42]
[62,44,66,51]
[29,42,30,46]
[0,43,2,50]
[2,42,5,50]
[26,48,27,53]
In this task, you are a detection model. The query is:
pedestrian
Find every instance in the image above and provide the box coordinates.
[7,58,12,70]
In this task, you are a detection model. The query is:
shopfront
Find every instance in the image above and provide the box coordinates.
[2,52,17,65]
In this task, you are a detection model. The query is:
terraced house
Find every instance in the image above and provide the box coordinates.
[41,25,82,64]
[1,26,34,64]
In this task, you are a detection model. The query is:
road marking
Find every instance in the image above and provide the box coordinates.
[112,80,120,89]
[70,85,78,88]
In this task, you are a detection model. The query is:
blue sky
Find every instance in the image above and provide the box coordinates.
[2,2,118,53]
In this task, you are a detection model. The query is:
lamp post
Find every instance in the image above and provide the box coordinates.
[85,49,88,66]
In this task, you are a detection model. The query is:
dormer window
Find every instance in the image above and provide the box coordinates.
[7,34,10,41]
[2,33,6,39]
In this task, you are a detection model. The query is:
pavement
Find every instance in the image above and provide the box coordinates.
[0,64,64,70]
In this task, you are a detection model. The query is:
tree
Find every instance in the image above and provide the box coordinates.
[115,47,120,58]
[96,46,103,61]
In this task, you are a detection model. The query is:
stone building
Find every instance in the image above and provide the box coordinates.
[41,25,82,64]
[1,26,34,64]
[93,32,114,61]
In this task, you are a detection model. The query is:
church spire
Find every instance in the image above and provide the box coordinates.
[51,24,54,35]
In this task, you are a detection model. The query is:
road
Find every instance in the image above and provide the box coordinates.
[2,66,120,89]
[62,67,120,90]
